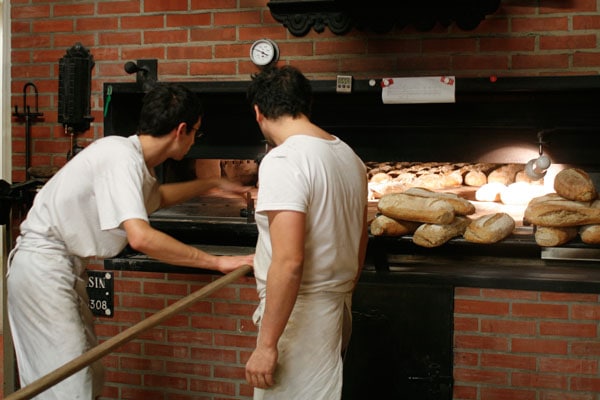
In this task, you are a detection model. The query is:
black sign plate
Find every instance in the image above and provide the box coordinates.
[86,270,114,318]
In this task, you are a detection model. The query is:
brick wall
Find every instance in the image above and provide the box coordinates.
[87,261,259,399]
[6,0,600,399]
[454,288,600,400]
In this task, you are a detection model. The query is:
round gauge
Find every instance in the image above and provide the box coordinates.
[250,39,279,66]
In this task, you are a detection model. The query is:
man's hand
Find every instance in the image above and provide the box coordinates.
[245,345,278,389]
[217,178,253,196]
[216,254,254,274]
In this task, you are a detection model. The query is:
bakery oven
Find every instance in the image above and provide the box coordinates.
[103,74,600,399]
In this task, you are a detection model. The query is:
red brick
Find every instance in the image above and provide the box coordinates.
[454,334,509,351]
[54,3,94,17]
[167,13,211,28]
[76,17,120,32]
[540,391,595,400]
[120,387,164,400]
[145,0,188,12]
[11,5,51,19]
[190,378,236,396]
[98,32,142,46]
[214,10,262,25]
[121,15,165,30]
[540,321,597,338]
[144,374,189,391]
[571,341,600,356]
[540,34,597,50]
[145,30,189,44]
[454,367,509,385]
[481,353,537,371]
[454,351,479,366]
[480,387,536,400]
[190,27,237,42]
[190,347,237,363]
[190,61,237,76]
[512,338,568,355]
[571,376,600,392]
[455,299,510,315]
[539,357,598,374]
[512,302,569,319]
[165,360,211,377]
[120,356,165,372]
[541,292,599,302]
[145,343,190,359]
[572,304,600,320]
[512,17,568,32]
[481,318,536,335]
[512,372,568,389]
[574,15,600,30]
[97,1,141,15]
[191,315,237,331]
[480,37,536,52]
[454,316,479,332]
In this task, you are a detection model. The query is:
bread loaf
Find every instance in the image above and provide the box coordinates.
[404,187,475,215]
[370,215,421,237]
[553,168,597,202]
[487,164,524,186]
[523,196,600,227]
[463,213,515,244]
[462,163,500,187]
[412,216,472,248]
[377,192,455,224]
[475,182,506,202]
[500,182,547,206]
[580,200,600,244]
[534,226,578,247]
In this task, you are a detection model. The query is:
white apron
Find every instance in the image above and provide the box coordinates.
[253,291,348,400]
[7,241,104,400]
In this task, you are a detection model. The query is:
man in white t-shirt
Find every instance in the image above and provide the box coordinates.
[244,66,368,399]
[7,83,254,399]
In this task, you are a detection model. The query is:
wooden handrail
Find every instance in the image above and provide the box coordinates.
[5,264,253,400]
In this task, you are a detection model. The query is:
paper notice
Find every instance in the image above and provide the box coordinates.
[381,76,456,104]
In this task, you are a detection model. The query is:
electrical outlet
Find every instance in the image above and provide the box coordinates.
[336,75,353,94]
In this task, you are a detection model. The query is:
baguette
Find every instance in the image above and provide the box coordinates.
[377,192,455,225]
[535,226,578,247]
[553,168,597,202]
[580,200,600,244]
[463,213,515,244]
[524,197,600,227]
[412,216,472,248]
[404,187,475,215]
[370,215,421,237]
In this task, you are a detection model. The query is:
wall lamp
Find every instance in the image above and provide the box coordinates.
[525,130,551,180]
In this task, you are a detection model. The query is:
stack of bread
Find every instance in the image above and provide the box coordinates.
[372,187,516,247]
[524,168,600,246]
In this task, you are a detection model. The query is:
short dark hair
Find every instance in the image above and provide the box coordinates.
[247,65,313,119]
[138,83,203,137]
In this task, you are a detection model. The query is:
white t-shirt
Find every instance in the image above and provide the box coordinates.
[253,135,367,296]
[19,135,161,258]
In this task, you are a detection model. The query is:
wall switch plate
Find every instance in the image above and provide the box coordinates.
[336,75,353,93]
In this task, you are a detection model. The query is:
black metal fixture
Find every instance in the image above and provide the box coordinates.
[124,59,158,92]
[267,0,501,36]
[58,42,95,160]
[13,82,44,180]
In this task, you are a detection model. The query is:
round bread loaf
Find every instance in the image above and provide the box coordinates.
[554,168,597,202]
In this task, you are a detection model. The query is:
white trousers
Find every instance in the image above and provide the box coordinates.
[7,247,104,400]
[253,291,349,400]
